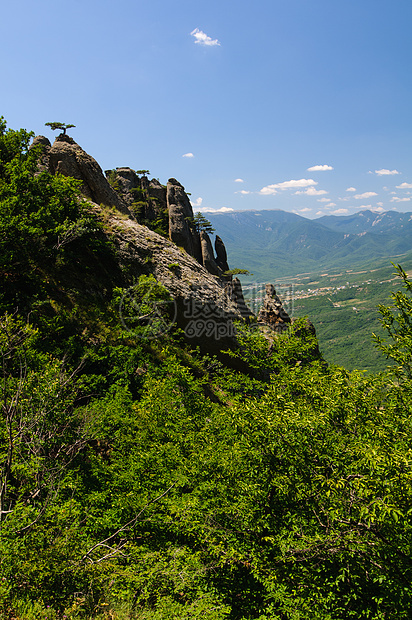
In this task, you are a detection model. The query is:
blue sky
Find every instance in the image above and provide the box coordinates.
[1,0,411,218]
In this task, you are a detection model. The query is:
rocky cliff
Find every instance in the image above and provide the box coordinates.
[32,132,293,354]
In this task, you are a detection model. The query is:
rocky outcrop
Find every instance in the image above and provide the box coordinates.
[106,168,166,223]
[147,178,167,220]
[28,134,260,354]
[29,135,51,172]
[226,277,254,319]
[215,235,229,273]
[95,204,250,355]
[167,178,202,262]
[44,135,130,215]
[257,284,291,332]
[200,231,221,276]
[109,167,140,207]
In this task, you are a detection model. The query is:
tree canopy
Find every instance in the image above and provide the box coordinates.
[191,211,215,234]
[2,119,412,619]
[45,121,76,135]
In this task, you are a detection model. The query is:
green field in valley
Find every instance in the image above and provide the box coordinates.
[242,258,412,373]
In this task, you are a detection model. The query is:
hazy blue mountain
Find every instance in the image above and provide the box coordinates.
[317,209,412,234]
[207,209,412,279]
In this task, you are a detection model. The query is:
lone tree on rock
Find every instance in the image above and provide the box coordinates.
[192,212,215,235]
[45,122,76,136]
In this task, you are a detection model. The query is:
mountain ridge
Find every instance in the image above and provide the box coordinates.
[206,208,412,279]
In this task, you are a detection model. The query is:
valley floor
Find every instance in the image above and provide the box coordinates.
[242,258,412,373]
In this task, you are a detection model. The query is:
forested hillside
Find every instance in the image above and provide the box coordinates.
[2,119,412,620]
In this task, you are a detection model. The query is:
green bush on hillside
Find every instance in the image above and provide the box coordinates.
[2,119,412,619]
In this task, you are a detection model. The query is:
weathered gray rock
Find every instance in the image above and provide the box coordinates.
[94,203,253,355]
[167,178,202,261]
[31,135,51,149]
[111,167,140,203]
[47,135,130,215]
[29,135,51,172]
[104,169,165,223]
[147,178,167,221]
[226,277,254,319]
[215,235,229,273]
[257,283,291,332]
[148,178,166,203]
[200,231,221,276]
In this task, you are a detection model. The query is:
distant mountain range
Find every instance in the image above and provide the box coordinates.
[207,209,412,279]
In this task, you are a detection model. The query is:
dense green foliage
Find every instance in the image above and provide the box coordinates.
[2,119,412,619]
[191,212,215,235]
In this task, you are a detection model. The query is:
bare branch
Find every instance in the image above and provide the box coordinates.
[80,483,176,564]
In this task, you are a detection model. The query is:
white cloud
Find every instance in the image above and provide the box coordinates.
[190,197,203,208]
[396,182,412,189]
[295,187,328,196]
[259,187,278,196]
[316,210,325,216]
[339,197,349,202]
[325,202,337,207]
[307,164,334,172]
[331,209,349,215]
[234,178,244,183]
[182,152,194,158]
[371,206,385,213]
[391,196,411,203]
[199,207,234,213]
[236,190,251,195]
[377,202,384,207]
[354,192,378,200]
[299,207,312,213]
[190,28,220,46]
[317,197,330,202]
[354,204,372,209]
[375,169,400,176]
[346,187,356,192]
[260,178,317,195]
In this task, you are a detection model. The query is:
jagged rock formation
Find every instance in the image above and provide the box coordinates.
[32,134,131,215]
[106,168,166,223]
[257,284,291,332]
[30,132,301,352]
[32,134,232,278]
[215,235,229,273]
[227,277,254,319]
[200,231,221,276]
[167,178,202,263]
[30,135,52,172]
[108,167,140,208]
[95,204,249,354]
